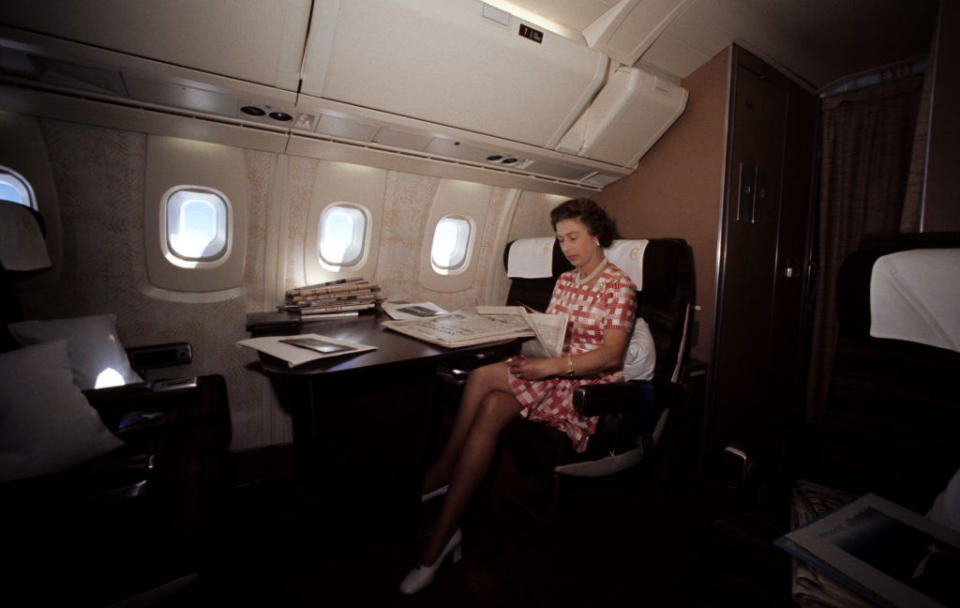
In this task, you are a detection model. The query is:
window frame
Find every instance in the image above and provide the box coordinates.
[317,202,369,270]
[160,185,233,270]
[0,165,37,210]
[430,214,474,275]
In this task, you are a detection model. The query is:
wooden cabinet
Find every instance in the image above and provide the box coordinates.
[704,46,817,460]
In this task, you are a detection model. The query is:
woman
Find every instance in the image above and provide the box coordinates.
[399,198,636,594]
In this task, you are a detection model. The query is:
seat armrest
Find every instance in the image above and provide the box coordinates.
[0,449,155,508]
[573,380,653,417]
[574,379,686,423]
[83,378,208,432]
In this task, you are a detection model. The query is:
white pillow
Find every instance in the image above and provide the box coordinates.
[0,340,124,483]
[8,313,143,390]
[623,317,656,381]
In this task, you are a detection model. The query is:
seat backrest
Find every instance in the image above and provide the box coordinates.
[0,201,49,352]
[503,237,695,382]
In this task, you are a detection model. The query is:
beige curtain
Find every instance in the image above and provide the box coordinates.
[807,75,924,421]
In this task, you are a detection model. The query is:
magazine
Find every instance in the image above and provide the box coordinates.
[382,301,449,320]
[476,305,568,358]
[237,333,377,367]
[775,493,960,608]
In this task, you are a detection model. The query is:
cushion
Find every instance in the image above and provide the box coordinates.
[623,317,656,381]
[0,340,124,483]
[8,313,143,390]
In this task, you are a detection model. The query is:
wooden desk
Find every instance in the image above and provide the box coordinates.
[253,311,518,543]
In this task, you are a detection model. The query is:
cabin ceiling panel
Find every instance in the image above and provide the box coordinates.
[0,0,311,90]
[513,0,938,91]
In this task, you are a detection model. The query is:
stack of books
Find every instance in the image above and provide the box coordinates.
[281,278,382,320]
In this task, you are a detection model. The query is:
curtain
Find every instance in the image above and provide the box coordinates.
[901,28,938,231]
[806,75,924,421]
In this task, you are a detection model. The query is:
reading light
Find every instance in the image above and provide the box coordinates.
[240,105,265,116]
[269,111,292,122]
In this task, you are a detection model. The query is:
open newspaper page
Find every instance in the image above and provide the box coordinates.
[381,310,534,348]
[476,306,568,358]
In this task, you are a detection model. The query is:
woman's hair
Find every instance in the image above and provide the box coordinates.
[550,198,619,247]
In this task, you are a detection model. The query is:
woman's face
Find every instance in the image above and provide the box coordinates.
[555,217,600,269]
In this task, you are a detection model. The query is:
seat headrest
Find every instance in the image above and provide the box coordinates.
[869,248,960,353]
[0,201,50,272]
[506,237,554,278]
[604,240,648,290]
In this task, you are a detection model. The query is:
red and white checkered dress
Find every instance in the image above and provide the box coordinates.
[507,263,636,453]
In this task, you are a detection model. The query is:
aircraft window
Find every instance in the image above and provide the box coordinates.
[319,203,366,267]
[431,215,472,273]
[0,166,37,210]
[164,187,230,264]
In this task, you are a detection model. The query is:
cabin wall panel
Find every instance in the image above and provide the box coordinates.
[507,191,567,243]
[595,48,729,362]
[9,114,574,452]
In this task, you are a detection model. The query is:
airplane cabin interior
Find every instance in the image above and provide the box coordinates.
[1,1,958,606]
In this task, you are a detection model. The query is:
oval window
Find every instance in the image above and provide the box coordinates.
[164,187,230,263]
[431,215,472,273]
[319,203,366,266]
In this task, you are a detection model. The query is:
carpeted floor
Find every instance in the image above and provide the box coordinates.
[156,461,760,608]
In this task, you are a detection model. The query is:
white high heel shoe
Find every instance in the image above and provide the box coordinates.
[398,528,463,595]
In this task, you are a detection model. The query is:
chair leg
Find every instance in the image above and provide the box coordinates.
[548,472,562,522]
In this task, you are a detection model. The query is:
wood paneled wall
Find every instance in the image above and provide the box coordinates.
[596,49,729,362]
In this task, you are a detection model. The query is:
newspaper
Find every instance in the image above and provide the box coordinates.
[776,489,960,608]
[381,310,535,348]
[476,306,568,358]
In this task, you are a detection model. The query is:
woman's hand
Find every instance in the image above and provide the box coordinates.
[508,357,561,381]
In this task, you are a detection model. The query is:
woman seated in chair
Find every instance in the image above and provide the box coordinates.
[400,198,637,594]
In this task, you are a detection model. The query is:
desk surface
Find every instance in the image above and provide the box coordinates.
[254,311,515,376]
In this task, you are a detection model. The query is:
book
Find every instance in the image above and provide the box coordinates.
[299,310,360,321]
[382,310,535,349]
[476,305,568,358]
[237,333,377,367]
[285,277,366,296]
[279,337,357,355]
[298,302,375,314]
[245,311,301,332]
[382,301,449,320]
[287,281,379,299]
[775,492,960,608]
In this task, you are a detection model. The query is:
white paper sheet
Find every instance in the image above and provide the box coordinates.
[237,333,376,367]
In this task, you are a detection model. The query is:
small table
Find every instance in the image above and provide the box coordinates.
[252,311,518,543]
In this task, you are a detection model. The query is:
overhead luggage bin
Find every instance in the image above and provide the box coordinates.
[300,0,609,149]
[556,66,688,167]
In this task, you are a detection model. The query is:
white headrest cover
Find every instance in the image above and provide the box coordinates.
[605,239,648,290]
[507,237,555,278]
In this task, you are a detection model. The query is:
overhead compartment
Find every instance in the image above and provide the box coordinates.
[556,66,688,167]
[0,0,312,91]
[0,0,688,194]
[301,0,609,148]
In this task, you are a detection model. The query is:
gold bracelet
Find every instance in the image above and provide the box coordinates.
[566,355,574,377]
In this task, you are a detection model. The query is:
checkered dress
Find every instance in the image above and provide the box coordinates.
[507,263,636,453]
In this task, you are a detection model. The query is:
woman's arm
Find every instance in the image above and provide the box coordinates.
[508,327,629,380]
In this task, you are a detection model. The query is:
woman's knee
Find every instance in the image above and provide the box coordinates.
[466,361,510,393]
[473,391,521,432]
